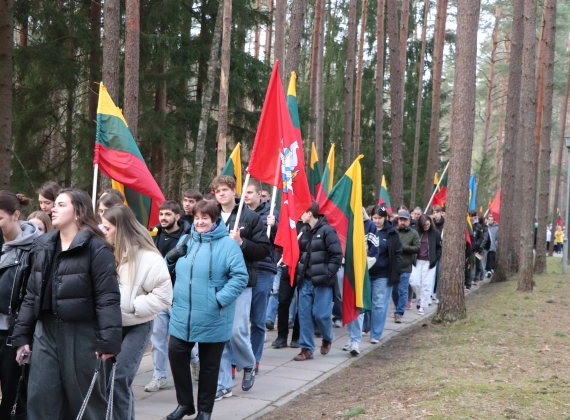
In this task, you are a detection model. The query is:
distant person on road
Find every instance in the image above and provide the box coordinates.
[482,214,498,277]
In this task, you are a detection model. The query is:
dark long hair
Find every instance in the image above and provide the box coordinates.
[58,188,108,244]
[417,215,433,233]
[0,190,31,215]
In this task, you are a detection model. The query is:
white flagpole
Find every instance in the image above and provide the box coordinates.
[232,173,251,232]
[266,185,278,237]
[424,160,451,213]
[92,164,99,211]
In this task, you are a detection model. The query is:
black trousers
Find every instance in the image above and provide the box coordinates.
[0,330,27,418]
[169,336,225,414]
[485,251,496,272]
[277,267,299,342]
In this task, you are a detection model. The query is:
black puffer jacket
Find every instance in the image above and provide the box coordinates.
[220,201,272,287]
[253,201,279,275]
[295,215,343,287]
[471,221,484,253]
[10,230,122,355]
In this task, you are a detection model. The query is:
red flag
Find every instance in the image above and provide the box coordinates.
[248,63,312,283]
[489,189,501,223]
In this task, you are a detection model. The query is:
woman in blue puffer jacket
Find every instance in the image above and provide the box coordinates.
[165,199,248,420]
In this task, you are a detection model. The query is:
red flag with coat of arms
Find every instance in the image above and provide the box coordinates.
[247,63,312,283]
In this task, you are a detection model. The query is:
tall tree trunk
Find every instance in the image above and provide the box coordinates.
[193,0,223,190]
[65,87,74,187]
[102,0,120,103]
[196,0,209,103]
[315,0,326,163]
[494,74,507,188]
[374,0,386,199]
[284,0,306,90]
[17,21,27,47]
[516,0,538,292]
[265,0,273,64]
[88,0,101,145]
[274,0,285,84]
[153,73,167,186]
[398,0,409,111]
[387,0,404,205]
[422,0,448,206]
[342,0,358,172]
[534,0,556,274]
[549,53,570,256]
[309,0,323,155]
[353,0,367,157]
[433,0,481,324]
[409,0,429,208]
[482,6,500,155]
[534,2,548,168]
[0,0,14,188]
[492,0,524,283]
[254,0,260,59]
[124,0,140,140]
[216,0,232,175]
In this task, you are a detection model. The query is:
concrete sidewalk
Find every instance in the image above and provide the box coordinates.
[133,283,485,420]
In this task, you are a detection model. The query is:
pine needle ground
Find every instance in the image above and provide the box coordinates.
[261,258,570,420]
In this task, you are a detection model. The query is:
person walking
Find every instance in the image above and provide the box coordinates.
[555,226,564,253]
[0,191,41,418]
[469,211,485,285]
[294,201,343,361]
[165,200,248,420]
[409,215,442,315]
[11,188,122,420]
[482,214,498,277]
[101,205,173,420]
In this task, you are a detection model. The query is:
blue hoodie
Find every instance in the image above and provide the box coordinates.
[168,218,249,343]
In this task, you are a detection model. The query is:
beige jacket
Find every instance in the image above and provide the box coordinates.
[118,247,173,327]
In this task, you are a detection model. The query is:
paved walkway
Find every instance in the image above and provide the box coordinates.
[133,282,486,420]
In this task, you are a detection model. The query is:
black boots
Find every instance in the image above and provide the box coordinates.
[166,405,196,420]
[195,412,212,420]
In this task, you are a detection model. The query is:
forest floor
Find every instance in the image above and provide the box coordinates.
[260,258,570,420]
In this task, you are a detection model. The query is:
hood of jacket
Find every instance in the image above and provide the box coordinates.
[190,217,228,242]
[2,221,41,256]
[311,215,329,232]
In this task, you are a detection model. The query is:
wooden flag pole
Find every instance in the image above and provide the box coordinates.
[92,164,99,211]
[424,161,451,213]
[232,173,251,232]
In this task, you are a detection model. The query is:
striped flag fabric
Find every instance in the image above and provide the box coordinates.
[221,142,243,195]
[320,155,371,325]
[308,143,322,199]
[433,172,440,192]
[316,144,335,205]
[95,83,165,229]
[432,172,448,207]
[489,188,501,223]
[377,175,392,214]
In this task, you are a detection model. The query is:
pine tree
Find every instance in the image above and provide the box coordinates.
[374,0,386,198]
[0,0,14,188]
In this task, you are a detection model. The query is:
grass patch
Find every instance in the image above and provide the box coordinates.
[261,258,570,420]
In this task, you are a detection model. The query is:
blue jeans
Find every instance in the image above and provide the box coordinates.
[150,307,171,378]
[369,278,392,340]
[217,288,255,390]
[346,313,364,344]
[265,267,282,323]
[332,266,344,322]
[250,270,274,362]
[392,272,410,317]
[298,279,334,353]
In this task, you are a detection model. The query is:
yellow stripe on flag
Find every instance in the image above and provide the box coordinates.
[434,172,440,192]
[326,144,335,192]
[230,143,242,195]
[310,143,318,170]
[287,72,297,97]
[97,83,129,127]
[111,180,128,205]
[348,155,366,308]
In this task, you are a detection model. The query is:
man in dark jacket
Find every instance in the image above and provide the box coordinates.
[244,178,279,372]
[212,175,271,398]
[294,201,343,361]
[469,210,484,285]
[179,189,203,225]
[146,200,193,392]
[393,210,420,321]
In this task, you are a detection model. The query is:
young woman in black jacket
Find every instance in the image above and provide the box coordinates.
[11,188,122,420]
[410,215,442,315]
[0,191,41,418]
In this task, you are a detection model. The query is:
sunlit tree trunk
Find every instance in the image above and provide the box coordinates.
[482,6,500,155]
[216,0,232,175]
[315,0,326,163]
[353,0,367,157]
[284,0,307,90]
[309,0,323,156]
[342,0,358,172]
[274,0,285,85]
[102,0,120,103]
[265,0,273,64]
[374,0,386,199]
[124,0,140,140]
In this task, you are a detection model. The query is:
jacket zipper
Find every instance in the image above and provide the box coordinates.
[187,240,202,341]
[7,250,23,314]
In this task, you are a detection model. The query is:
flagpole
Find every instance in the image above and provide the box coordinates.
[424,161,451,213]
[233,173,251,232]
[276,232,303,266]
[92,164,99,211]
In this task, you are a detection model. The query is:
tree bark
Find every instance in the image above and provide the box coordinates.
[274,0,286,85]
[534,0,556,274]
[353,0,367,157]
[315,0,326,163]
[265,0,273,65]
[309,0,323,155]
[422,0,448,207]
[254,0,260,59]
[492,0,524,283]
[433,0,481,324]
[342,0,358,172]
[124,0,140,141]
[387,0,404,206]
[193,0,223,190]
[549,53,570,256]
[153,71,167,187]
[494,74,507,189]
[65,87,74,187]
[374,0,386,200]
[216,0,232,175]
[0,0,14,188]
[482,6,500,155]
[88,0,101,145]
[102,0,120,103]
[409,0,429,208]
[398,0,409,111]
[284,0,307,90]
[516,0,538,292]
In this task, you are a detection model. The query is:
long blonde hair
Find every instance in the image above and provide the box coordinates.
[101,205,161,284]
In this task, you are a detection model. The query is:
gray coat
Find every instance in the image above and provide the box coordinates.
[482,224,499,252]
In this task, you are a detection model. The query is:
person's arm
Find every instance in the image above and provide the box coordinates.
[325,227,343,277]
[237,213,272,261]
[215,241,249,308]
[134,256,173,318]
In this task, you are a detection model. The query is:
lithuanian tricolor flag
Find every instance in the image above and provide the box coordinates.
[377,175,392,213]
[309,143,322,199]
[433,172,440,192]
[320,155,371,325]
[221,142,243,195]
[95,83,165,229]
[316,144,335,205]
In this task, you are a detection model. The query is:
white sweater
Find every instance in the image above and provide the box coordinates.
[118,247,173,327]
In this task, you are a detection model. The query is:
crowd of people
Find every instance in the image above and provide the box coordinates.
[0,176,505,420]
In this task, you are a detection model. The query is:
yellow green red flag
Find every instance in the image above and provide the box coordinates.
[221,142,243,195]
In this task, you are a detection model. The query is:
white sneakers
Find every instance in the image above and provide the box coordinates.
[418,307,425,315]
[342,341,361,355]
[370,338,379,344]
[145,377,167,392]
